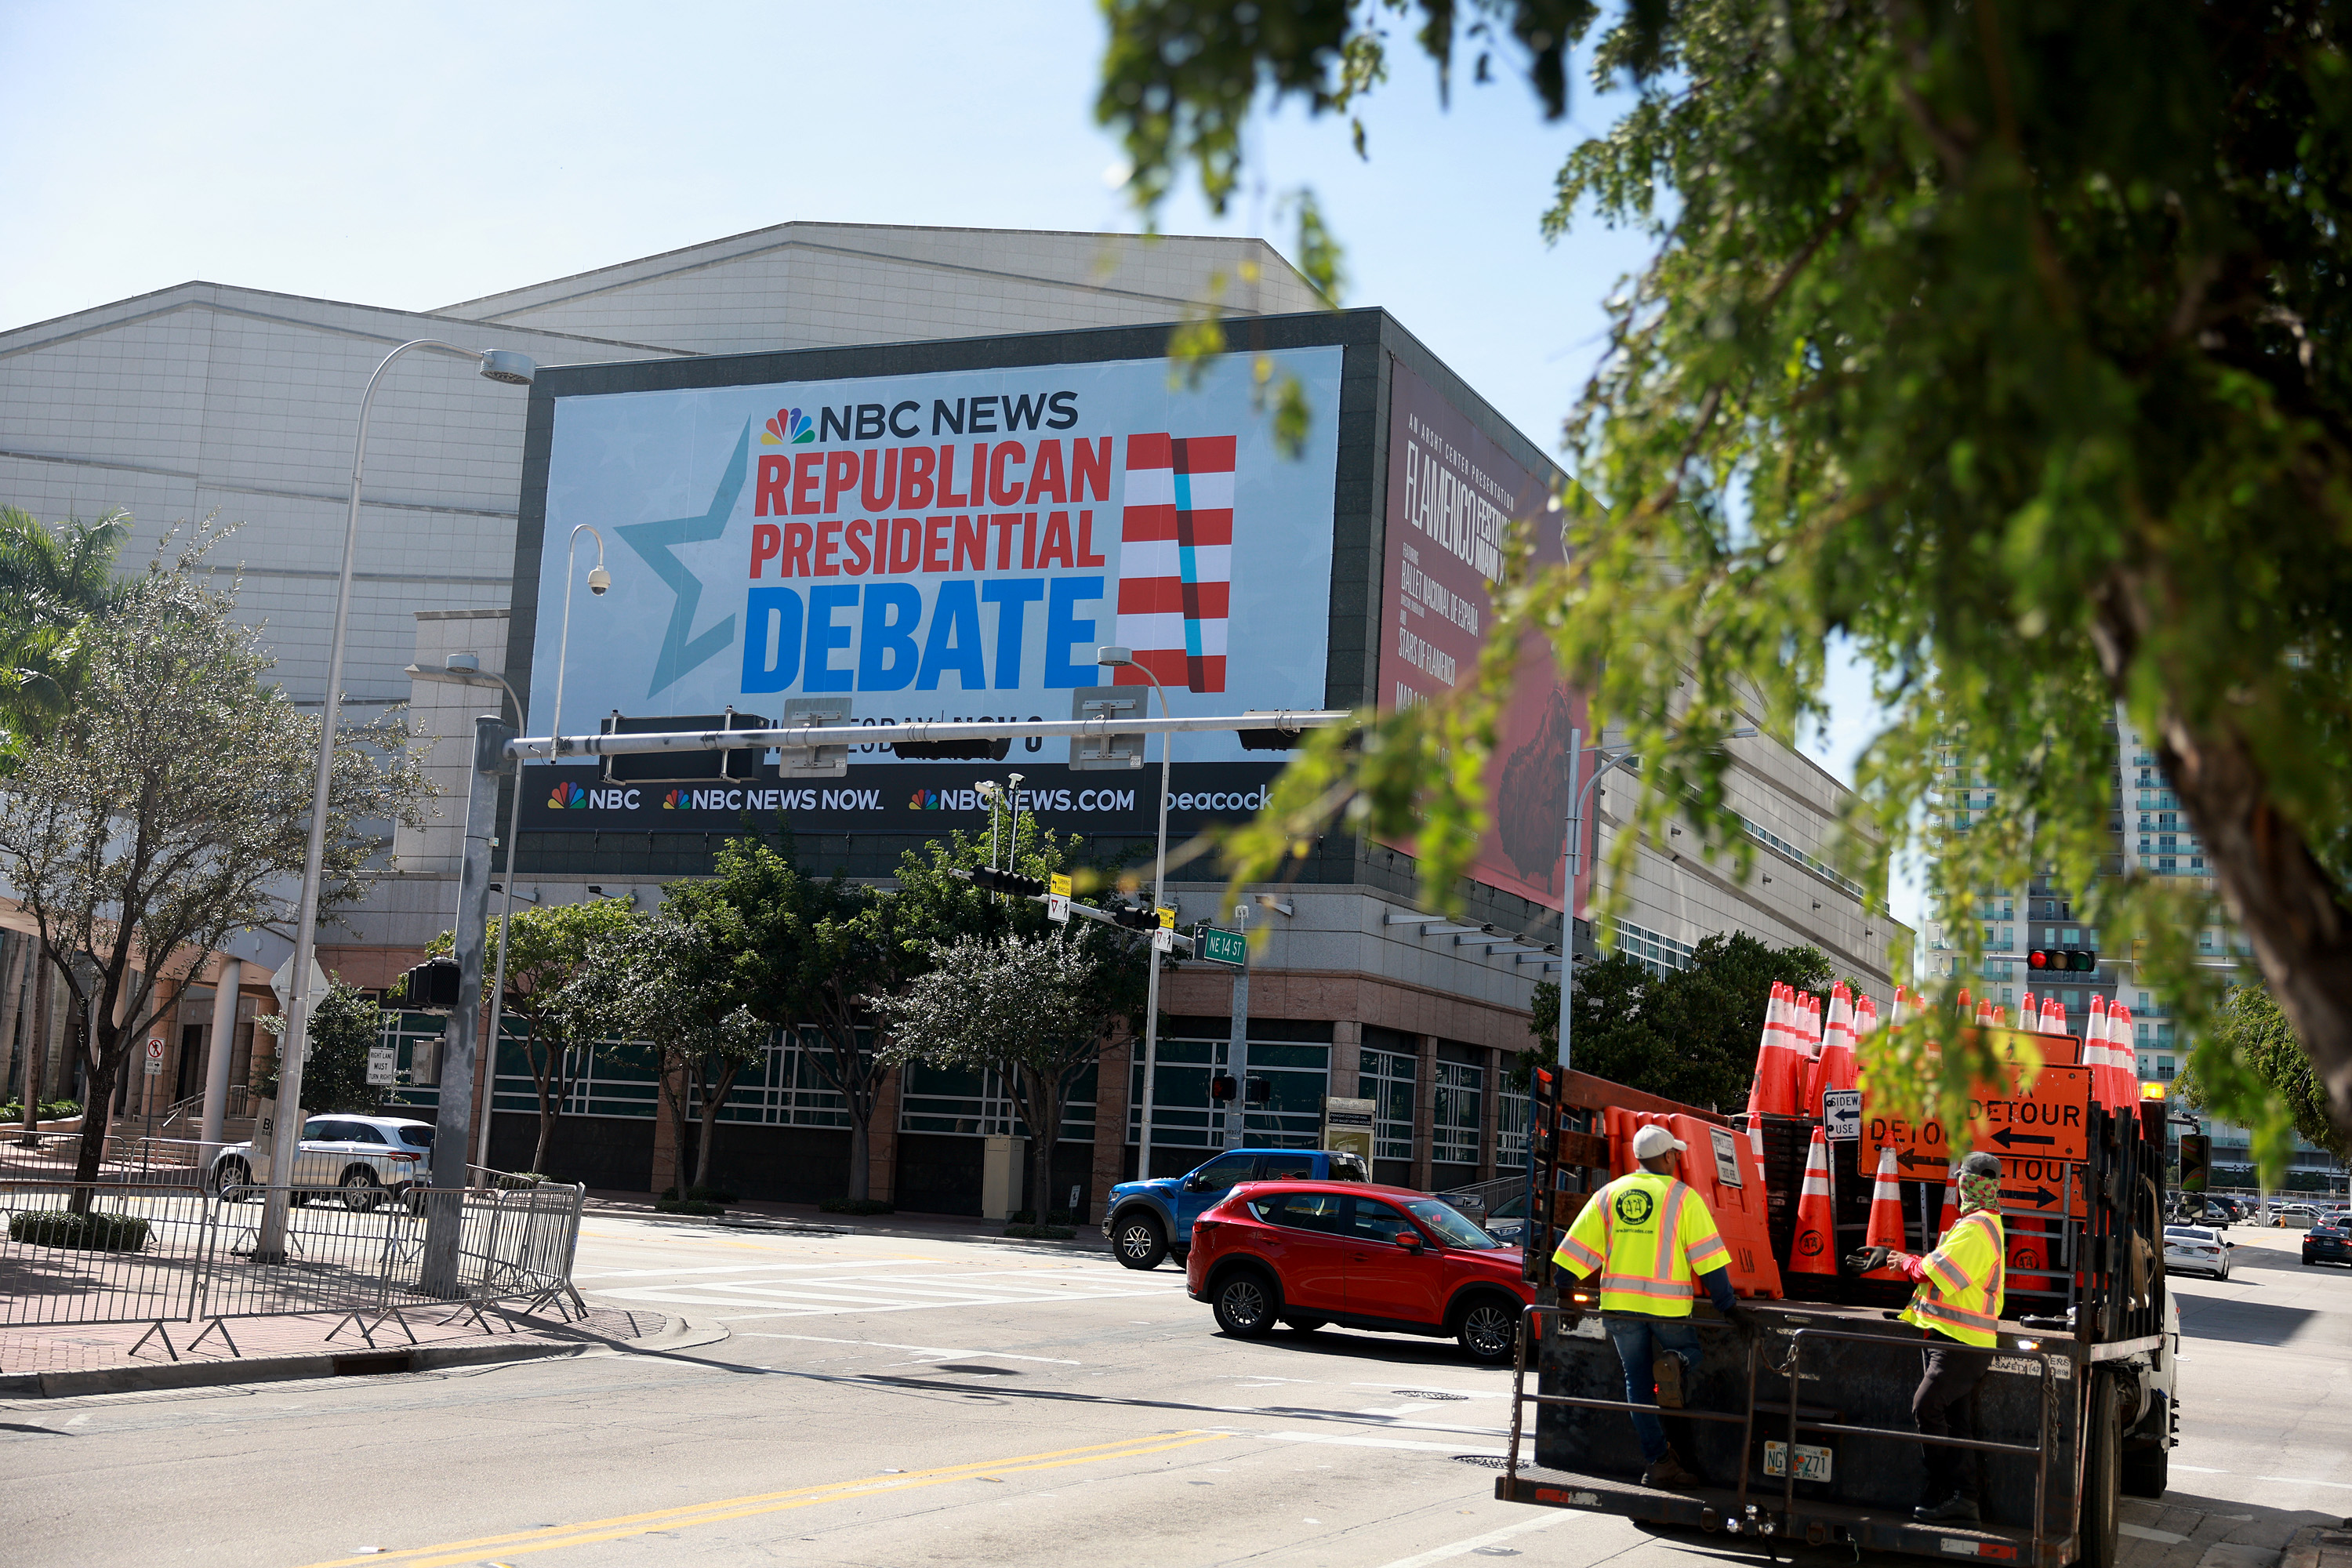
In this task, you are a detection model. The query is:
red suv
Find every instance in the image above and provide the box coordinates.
[1185,1181,1535,1364]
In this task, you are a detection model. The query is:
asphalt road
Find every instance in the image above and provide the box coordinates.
[1,1210,2345,1566]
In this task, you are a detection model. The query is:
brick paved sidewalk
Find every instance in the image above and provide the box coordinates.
[0,1300,671,1386]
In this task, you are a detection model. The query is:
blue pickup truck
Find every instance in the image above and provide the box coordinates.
[1104,1147,1371,1269]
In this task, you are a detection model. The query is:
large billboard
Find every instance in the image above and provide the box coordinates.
[1377,360,1588,915]
[524,349,1345,833]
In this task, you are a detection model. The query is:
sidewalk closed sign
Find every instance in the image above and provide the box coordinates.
[1821,1088,1860,1142]
[1321,1096,1374,1162]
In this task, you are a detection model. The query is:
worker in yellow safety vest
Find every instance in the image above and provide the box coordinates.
[1553,1123,1748,1491]
[1849,1149,2007,1525]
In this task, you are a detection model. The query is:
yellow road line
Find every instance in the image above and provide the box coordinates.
[294,1432,1225,1568]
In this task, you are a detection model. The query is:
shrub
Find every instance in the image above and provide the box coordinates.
[818,1197,895,1215]
[0,1098,82,1123]
[9,1210,151,1251]
[495,1171,552,1189]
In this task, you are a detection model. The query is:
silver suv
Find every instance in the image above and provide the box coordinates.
[208,1115,434,1208]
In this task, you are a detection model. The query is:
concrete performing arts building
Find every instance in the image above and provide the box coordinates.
[0,223,1904,1215]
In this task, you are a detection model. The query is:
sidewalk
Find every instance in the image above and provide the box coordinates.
[581,1189,1114,1253]
[0,1300,696,1398]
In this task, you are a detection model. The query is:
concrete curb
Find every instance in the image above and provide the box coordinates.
[0,1312,728,1399]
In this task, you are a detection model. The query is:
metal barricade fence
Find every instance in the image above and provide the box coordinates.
[0,1182,212,1359]
[0,1172,590,1364]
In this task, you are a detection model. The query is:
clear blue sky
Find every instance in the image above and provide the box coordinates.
[1,0,1918,944]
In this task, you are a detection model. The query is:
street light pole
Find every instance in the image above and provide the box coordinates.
[256,341,533,1261]
[1096,647,1174,1182]
[439,655,530,1186]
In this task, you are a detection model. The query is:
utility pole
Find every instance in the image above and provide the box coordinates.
[423,714,510,1296]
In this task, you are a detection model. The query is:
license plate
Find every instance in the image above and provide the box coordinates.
[1764,1441,1834,1481]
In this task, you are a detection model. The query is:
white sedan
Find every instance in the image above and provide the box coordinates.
[2164,1223,2233,1279]
[207,1115,435,1208]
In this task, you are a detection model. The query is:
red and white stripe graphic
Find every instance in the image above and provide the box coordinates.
[1113,433,1234,692]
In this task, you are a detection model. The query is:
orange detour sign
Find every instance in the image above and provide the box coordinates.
[1864,1065,2094,1165]
[1997,1155,2089,1218]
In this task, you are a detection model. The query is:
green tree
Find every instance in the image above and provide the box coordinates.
[2180,985,2348,1180]
[873,931,1138,1218]
[256,982,387,1115]
[0,525,427,1201]
[1102,2,2352,1149]
[438,896,638,1176]
[579,903,767,1193]
[1526,935,1834,1110]
[0,505,134,764]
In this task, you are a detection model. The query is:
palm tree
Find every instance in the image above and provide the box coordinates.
[0,505,134,761]
[0,504,131,1142]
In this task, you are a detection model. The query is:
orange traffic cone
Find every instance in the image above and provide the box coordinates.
[1937,1165,1962,1241]
[1862,1145,1909,1278]
[2085,997,2113,1107]
[2020,990,2039,1033]
[1808,985,1858,1116]
[2111,1004,2139,1102]
[1791,1128,1838,1276]
[1748,1109,1766,1164]
[1747,982,1805,1117]
[2041,996,2063,1035]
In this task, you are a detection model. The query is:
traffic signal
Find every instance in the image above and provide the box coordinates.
[1110,903,1158,931]
[1210,1074,1239,1103]
[397,956,464,1014]
[2027,946,2099,973]
[2179,1133,2211,1194]
[969,866,1047,898]
[1244,1076,1272,1107]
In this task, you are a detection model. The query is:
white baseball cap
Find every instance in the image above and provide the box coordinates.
[1632,1124,1686,1160]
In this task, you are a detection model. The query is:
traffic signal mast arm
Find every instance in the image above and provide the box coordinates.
[956,867,1164,933]
[505,710,1351,761]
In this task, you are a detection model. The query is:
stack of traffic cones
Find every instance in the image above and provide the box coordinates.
[2084,997,2114,1108]
[2020,990,2040,1033]
[1806,984,1859,1116]
[2109,1003,2139,1102]
[1861,1146,1910,1279]
[1747,982,1807,1117]
[1791,1128,1838,1278]
[2040,996,2063,1034]
[1748,1109,1766,1164]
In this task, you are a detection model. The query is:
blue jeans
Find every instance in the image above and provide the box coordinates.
[1603,1313,1702,1465]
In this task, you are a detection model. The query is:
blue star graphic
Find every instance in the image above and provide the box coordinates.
[618,419,749,699]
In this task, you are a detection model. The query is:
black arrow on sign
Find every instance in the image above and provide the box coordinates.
[1991,1127,2056,1149]
[2002,1186,2060,1207]
[1895,1150,1945,1172]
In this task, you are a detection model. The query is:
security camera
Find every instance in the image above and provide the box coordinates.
[587,566,612,596]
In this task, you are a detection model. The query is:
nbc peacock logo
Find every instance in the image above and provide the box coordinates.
[547,781,590,810]
[909,789,943,811]
[662,789,685,810]
[760,408,816,446]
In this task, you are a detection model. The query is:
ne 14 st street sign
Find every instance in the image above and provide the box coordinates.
[1865,1065,2094,1164]
[1199,927,1247,967]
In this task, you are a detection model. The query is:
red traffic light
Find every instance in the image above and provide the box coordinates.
[2028,948,2053,970]
[2028,947,2097,972]
[1210,1075,1239,1103]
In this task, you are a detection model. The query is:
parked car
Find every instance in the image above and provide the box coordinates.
[2304,1220,2352,1268]
[2163,1223,2233,1279]
[2275,1203,2320,1228]
[2176,1198,2232,1229]
[1478,1189,1530,1248]
[1184,1180,1537,1364]
[208,1115,434,1208]
[1104,1148,1370,1270]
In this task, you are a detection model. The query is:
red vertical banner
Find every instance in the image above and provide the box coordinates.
[1377,360,1584,916]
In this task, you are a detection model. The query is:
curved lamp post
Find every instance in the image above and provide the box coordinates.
[256,341,535,1261]
[473,528,604,1179]
[1094,646,1174,1182]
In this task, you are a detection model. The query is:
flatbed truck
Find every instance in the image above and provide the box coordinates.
[1497,1062,2178,1568]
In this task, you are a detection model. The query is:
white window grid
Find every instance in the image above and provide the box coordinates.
[1611,920,1695,978]
[1432,1059,1483,1165]
[717,1029,852,1128]
[1127,1036,1328,1151]
[901,1060,1095,1141]
[1496,1083,1530,1169]
[1363,1048,1417,1162]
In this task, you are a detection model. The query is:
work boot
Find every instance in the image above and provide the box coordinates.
[1642,1450,1701,1490]
[1912,1494,1980,1524]
[1652,1355,1686,1409]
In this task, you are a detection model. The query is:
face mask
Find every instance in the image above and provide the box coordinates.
[1958,1171,2001,1214]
